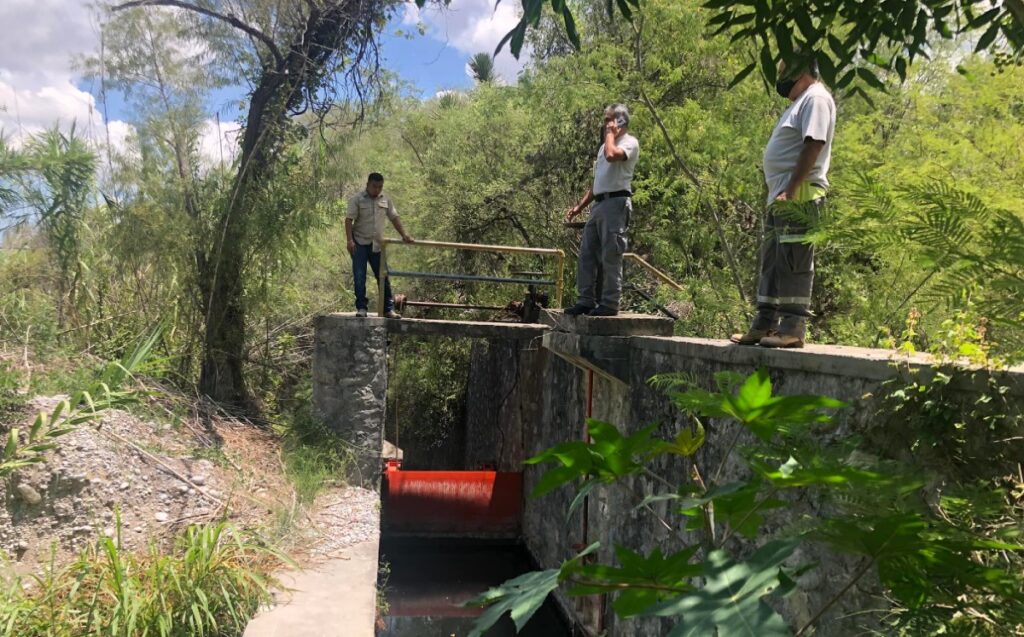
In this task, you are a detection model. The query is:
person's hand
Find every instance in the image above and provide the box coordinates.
[346,239,355,256]
[775,191,790,202]
[604,119,620,138]
[565,205,580,222]
[402,234,415,244]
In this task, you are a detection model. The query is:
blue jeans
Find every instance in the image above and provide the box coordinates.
[352,242,393,312]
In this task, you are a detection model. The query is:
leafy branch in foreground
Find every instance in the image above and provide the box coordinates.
[487,0,1024,95]
[1,327,162,478]
[468,368,1024,636]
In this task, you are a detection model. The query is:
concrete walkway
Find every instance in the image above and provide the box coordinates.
[244,538,380,637]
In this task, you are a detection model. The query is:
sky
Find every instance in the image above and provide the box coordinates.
[0,0,528,162]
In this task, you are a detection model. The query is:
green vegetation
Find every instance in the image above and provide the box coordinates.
[0,520,280,637]
[1,0,1023,634]
[468,368,1024,635]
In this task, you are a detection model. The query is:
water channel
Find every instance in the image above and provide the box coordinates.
[377,537,577,637]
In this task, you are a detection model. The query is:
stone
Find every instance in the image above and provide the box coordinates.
[154,512,168,523]
[190,474,207,486]
[16,484,42,505]
[119,482,130,491]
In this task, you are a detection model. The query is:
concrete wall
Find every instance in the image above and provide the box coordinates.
[312,315,388,489]
[525,335,1024,636]
[311,313,1023,636]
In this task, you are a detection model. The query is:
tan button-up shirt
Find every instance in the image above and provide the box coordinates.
[346,191,399,253]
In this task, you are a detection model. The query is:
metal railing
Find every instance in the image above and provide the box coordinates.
[377,238,565,317]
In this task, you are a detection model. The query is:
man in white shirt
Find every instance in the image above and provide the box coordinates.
[732,55,835,348]
[345,173,414,318]
[564,104,641,317]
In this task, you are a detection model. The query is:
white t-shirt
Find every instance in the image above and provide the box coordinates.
[762,82,835,205]
[593,134,640,195]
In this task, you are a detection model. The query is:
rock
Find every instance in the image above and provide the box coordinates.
[16,484,42,505]
[190,475,207,487]
[119,482,130,491]
[154,512,168,523]
[16,541,29,552]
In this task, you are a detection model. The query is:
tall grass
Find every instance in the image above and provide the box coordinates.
[0,520,281,637]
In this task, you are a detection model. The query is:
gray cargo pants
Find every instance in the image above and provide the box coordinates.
[577,196,631,310]
[751,199,823,338]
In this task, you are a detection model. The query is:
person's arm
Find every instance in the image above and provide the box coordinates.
[345,197,358,255]
[387,201,414,242]
[345,218,356,255]
[391,217,414,243]
[777,139,825,201]
[565,188,594,222]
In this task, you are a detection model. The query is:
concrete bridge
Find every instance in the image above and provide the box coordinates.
[249,311,1024,636]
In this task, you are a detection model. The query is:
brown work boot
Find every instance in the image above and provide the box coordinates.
[384,310,402,319]
[730,328,772,346]
[759,334,804,348]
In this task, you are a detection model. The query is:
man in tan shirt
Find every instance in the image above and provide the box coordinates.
[345,173,414,318]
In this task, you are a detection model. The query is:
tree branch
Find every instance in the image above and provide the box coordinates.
[112,0,285,68]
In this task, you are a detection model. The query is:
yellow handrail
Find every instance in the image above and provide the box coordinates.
[377,238,565,316]
[624,252,684,292]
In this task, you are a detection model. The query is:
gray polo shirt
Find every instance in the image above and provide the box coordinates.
[346,191,399,252]
[762,82,835,205]
[592,134,640,195]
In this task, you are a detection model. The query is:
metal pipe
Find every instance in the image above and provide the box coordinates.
[377,243,387,317]
[404,301,508,311]
[624,253,685,291]
[624,284,679,320]
[555,252,565,308]
[382,237,564,257]
[388,270,555,286]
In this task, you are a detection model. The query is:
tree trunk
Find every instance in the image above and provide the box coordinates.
[195,0,375,407]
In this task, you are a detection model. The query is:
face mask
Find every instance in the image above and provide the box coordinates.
[775,78,796,98]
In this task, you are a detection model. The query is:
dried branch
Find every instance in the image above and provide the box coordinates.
[112,0,285,68]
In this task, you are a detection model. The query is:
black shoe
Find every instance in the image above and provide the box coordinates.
[563,304,595,316]
[588,305,618,317]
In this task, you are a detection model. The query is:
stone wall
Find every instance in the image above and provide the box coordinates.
[462,337,548,471]
[310,313,1023,635]
[525,335,1024,636]
[312,315,388,489]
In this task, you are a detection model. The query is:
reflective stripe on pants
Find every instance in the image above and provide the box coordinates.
[751,200,822,338]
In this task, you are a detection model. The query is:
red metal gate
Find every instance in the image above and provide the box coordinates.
[381,461,523,537]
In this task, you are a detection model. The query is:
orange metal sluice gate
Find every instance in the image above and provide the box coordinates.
[381,460,523,537]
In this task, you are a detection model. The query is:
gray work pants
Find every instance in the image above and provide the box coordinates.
[577,196,631,310]
[751,199,822,338]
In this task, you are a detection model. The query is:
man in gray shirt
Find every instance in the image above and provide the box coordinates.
[564,104,640,317]
[732,54,835,348]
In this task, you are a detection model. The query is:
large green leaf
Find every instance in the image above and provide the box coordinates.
[567,545,701,616]
[644,538,799,636]
[466,543,600,636]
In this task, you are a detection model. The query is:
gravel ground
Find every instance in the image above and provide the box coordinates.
[1,395,290,576]
[302,486,381,561]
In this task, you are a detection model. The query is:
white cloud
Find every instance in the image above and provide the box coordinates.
[405,0,531,82]
[0,1,237,174]
[0,0,135,160]
[197,118,241,168]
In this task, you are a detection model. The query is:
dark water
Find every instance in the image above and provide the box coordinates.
[377,538,575,637]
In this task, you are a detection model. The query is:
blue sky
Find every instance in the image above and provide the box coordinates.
[0,0,527,160]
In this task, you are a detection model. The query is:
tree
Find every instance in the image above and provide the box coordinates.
[499,0,1024,96]
[468,52,498,83]
[112,0,399,408]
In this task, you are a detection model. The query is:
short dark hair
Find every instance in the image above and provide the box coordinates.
[789,48,821,79]
[368,172,384,183]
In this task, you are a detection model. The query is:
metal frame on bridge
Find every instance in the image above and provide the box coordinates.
[376,238,566,317]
